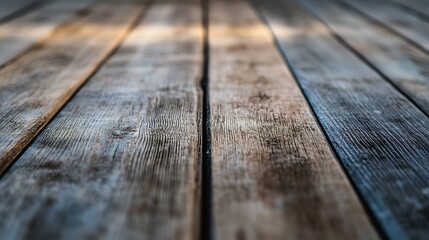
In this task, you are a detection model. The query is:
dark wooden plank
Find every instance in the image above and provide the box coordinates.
[341,0,429,53]
[0,1,203,239]
[209,1,379,239]
[0,0,96,67]
[300,0,429,115]
[256,0,429,239]
[0,1,145,173]
[0,0,41,22]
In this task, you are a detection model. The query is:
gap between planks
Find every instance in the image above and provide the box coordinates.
[200,0,213,239]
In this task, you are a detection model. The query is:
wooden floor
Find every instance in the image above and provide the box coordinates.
[0,0,428,239]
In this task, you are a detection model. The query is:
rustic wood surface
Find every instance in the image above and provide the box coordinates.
[300,0,429,115]
[255,0,429,239]
[0,1,203,239]
[0,0,41,22]
[209,1,378,239]
[0,0,96,67]
[341,0,429,53]
[0,0,429,239]
[0,1,144,173]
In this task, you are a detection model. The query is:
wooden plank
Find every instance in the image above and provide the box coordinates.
[256,0,429,239]
[388,0,429,18]
[341,0,429,52]
[0,0,41,22]
[209,1,379,239]
[300,0,429,115]
[0,1,202,239]
[0,1,145,173]
[0,0,96,67]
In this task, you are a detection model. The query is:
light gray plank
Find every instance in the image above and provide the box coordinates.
[0,1,203,239]
[256,0,429,239]
[209,1,379,239]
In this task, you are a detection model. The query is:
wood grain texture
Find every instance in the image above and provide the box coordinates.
[0,1,203,240]
[341,0,429,52]
[256,0,429,239]
[301,0,429,115]
[0,0,41,22]
[0,1,144,174]
[0,0,96,67]
[209,1,379,239]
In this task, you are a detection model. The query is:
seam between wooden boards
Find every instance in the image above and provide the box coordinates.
[200,0,213,239]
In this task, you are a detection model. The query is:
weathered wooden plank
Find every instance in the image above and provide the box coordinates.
[0,0,41,22]
[0,1,203,239]
[0,1,145,173]
[0,0,96,67]
[300,0,429,115]
[209,1,379,239]
[256,0,429,239]
[388,0,429,18]
[341,0,429,52]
